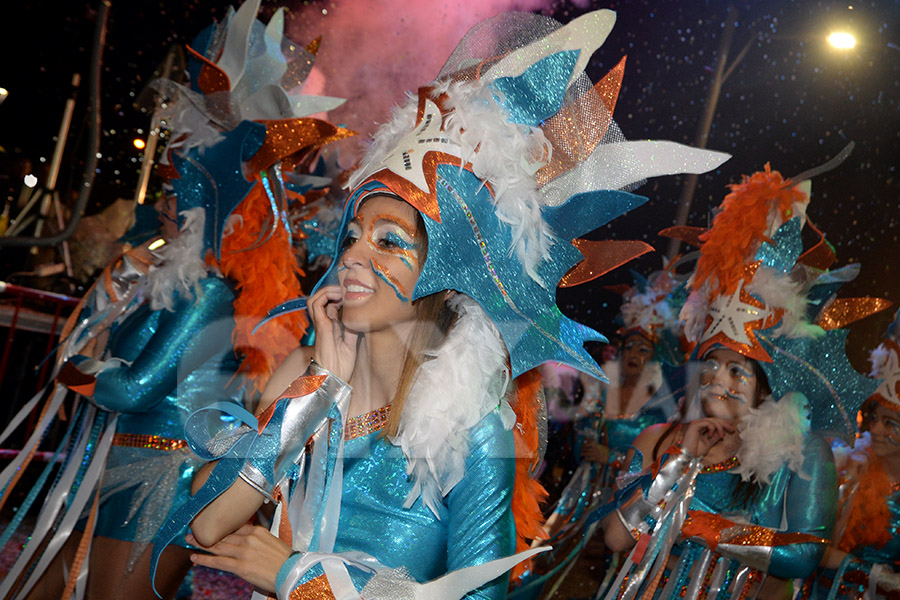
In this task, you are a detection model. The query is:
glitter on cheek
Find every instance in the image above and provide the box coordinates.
[370,259,411,302]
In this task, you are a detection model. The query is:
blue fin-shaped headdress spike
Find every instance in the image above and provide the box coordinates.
[490,50,580,126]
[169,120,266,258]
[759,328,878,441]
[755,217,804,273]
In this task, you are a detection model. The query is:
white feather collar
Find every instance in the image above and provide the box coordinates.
[391,294,515,517]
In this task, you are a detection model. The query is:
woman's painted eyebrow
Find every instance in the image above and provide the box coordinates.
[372,213,417,237]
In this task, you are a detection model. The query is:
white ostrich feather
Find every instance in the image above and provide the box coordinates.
[745,267,823,340]
[870,344,892,378]
[391,294,514,517]
[146,208,211,311]
[679,288,710,344]
[734,391,810,485]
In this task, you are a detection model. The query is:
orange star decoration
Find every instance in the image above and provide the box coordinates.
[357,88,471,224]
[697,264,782,362]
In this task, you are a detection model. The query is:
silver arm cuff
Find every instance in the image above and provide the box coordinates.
[714,542,773,573]
[617,450,701,537]
[239,359,351,500]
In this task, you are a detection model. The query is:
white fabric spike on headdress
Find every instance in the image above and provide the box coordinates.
[481,10,617,87]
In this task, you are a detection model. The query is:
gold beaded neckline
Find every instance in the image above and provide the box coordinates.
[344,405,392,440]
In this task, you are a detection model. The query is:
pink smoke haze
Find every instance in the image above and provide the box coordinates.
[283,0,556,164]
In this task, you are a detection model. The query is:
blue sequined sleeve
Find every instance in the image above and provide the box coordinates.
[768,433,838,579]
[445,412,517,599]
[90,276,237,413]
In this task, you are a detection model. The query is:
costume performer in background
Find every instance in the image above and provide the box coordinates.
[805,309,900,599]
[150,9,730,600]
[546,268,684,535]
[0,1,351,598]
[602,157,887,600]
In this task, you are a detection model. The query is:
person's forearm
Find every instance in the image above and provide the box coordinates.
[190,460,267,547]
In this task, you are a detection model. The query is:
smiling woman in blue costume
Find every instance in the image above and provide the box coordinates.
[804,309,900,599]
[151,9,730,600]
[601,160,885,600]
[0,2,351,599]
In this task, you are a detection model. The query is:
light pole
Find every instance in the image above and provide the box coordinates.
[665,8,856,260]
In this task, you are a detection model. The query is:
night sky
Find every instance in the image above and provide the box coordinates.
[1,0,898,367]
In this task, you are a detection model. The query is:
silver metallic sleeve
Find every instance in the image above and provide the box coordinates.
[616,449,701,538]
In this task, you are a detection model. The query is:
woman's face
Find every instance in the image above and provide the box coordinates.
[867,402,900,460]
[337,195,424,334]
[698,348,760,422]
[622,334,654,377]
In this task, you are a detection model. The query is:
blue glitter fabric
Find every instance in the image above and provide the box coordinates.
[286,410,516,598]
[749,216,879,441]
[84,276,242,547]
[168,121,266,259]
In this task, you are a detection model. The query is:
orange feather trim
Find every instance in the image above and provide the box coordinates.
[217,181,309,394]
[694,164,806,297]
[509,368,550,581]
[838,448,894,553]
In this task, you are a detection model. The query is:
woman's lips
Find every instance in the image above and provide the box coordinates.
[343,278,374,301]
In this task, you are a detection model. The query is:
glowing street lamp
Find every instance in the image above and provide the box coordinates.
[133,138,146,150]
[828,31,856,50]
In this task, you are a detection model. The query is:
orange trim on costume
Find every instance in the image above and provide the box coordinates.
[62,483,102,600]
[536,56,625,186]
[288,574,336,600]
[796,218,836,271]
[509,368,550,580]
[559,239,653,288]
[273,486,294,547]
[817,297,893,331]
[245,119,356,178]
[682,510,827,550]
[658,225,708,249]
[186,45,231,94]
[56,360,98,397]
[256,375,326,433]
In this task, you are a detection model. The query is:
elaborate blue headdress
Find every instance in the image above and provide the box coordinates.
[156,0,353,259]
[307,10,729,381]
[675,154,892,440]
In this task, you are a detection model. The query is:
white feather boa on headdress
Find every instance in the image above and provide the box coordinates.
[145,207,212,311]
[391,294,516,517]
[733,391,810,485]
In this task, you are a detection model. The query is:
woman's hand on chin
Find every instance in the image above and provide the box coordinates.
[308,285,359,382]
[186,525,291,592]
[681,417,735,458]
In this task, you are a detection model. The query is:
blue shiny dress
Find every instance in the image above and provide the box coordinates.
[603,434,837,599]
[84,275,242,550]
[553,389,668,525]
[282,409,516,598]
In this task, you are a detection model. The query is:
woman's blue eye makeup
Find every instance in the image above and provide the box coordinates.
[368,217,420,270]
